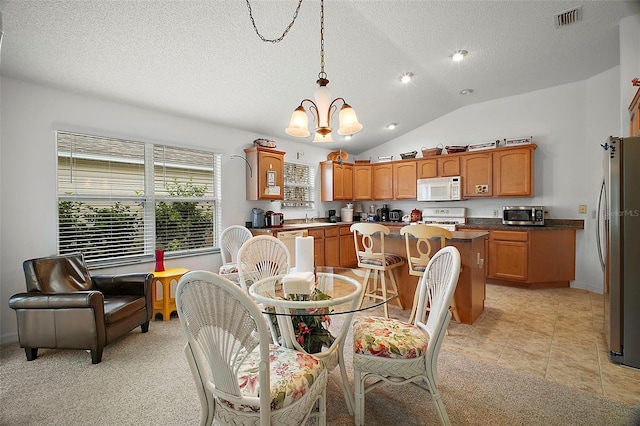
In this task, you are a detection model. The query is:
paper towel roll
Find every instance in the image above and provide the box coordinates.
[295,236,315,273]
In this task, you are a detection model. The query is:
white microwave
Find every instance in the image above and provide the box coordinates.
[416,176,462,201]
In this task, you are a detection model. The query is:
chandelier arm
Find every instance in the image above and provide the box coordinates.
[302,99,320,125]
[245,0,305,43]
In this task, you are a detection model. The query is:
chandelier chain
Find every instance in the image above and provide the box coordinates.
[245,0,304,44]
[319,0,326,79]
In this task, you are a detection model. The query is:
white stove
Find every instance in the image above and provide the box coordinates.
[419,207,467,231]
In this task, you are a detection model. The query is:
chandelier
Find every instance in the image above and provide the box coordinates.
[285,0,362,142]
[245,0,362,143]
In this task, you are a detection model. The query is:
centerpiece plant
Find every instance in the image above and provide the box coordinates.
[288,288,334,354]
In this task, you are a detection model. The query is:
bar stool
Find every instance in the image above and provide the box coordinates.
[400,224,462,324]
[350,223,405,319]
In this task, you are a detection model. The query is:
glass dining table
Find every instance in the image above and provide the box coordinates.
[248,266,396,415]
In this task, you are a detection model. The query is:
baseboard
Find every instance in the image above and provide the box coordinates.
[1,332,19,346]
[570,281,604,294]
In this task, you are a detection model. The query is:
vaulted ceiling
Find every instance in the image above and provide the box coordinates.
[1,1,638,154]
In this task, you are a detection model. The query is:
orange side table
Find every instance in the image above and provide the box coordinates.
[149,268,189,321]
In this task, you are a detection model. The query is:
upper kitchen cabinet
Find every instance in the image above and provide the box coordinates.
[353,164,373,200]
[630,87,640,137]
[417,156,460,178]
[393,160,417,199]
[493,145,535,197]
[372,163,393,200]
[461,151,493,198]
[244,147,285,201]
[321,161,353,201]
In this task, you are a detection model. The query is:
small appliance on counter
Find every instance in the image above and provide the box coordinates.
[329,209,337,223]
[502,206,545,226]
[380,204,390,222]
[341,206,354,223]
[265,210,284,228]
[410,208,422,222]
[389,209,403,222]
[251,208,265,228]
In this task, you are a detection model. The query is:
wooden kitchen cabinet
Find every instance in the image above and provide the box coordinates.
[461,152,493,198]
[353,164,373,200]
[488,230,528,281]
[320,161,353,201]
[438,156,460,177]
[244,147,285,201]
[372,163,393,200]
[417,159,438,178]
[339,225,357,267]
[630,87,640,137]
[493,146,534,197]
[392,160,417,199]
[469,227,576,288]
[324,226,340,266]
[417,156,460,179]
[307,228,325,267]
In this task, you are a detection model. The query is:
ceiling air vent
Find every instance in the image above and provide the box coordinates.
[555,6,582,27]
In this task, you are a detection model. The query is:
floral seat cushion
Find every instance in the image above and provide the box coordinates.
[353,316,427,359]
[360,254,405,267]
[221,344,324,412]
[219,263,238,274]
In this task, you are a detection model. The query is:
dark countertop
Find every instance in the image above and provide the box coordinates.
[249,218,583,234]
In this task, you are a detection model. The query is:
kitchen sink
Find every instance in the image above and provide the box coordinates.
[282,222,337,228]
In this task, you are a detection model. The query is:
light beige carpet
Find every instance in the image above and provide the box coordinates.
[1,319,638,425]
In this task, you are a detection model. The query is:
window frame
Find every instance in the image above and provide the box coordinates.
[56,130,222,267]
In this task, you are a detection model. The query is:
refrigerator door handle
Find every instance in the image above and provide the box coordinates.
[596,179,606,272]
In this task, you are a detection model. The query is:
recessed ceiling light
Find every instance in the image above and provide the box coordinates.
[386,123,398,130]
[452,50,468,62]
[399,72,414,83]
[460,89,474,95]
[344,135,352,140]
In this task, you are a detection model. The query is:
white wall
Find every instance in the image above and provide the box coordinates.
[0,77,335,343]
[361,68,621,294]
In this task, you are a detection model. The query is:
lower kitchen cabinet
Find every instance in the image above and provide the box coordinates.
[469,227,576,288]
[307,228,325,267]
[324,227,340,267]
[339,225,357,267]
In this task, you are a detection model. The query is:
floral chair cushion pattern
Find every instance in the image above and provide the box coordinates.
[353,316,428,359]
[221,344,325,412]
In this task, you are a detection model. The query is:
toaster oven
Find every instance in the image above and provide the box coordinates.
[502,206,545,226]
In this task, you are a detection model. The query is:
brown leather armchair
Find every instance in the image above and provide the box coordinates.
[9,253,153,364]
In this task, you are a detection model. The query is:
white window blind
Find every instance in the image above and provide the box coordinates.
[57,131,221,265]
[282,162,315,208]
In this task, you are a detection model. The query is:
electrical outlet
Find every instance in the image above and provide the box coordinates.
[493,209,499,218]
[579,204,587,214]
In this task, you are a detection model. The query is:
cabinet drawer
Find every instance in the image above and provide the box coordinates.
[307,229,324,238]
[491,230,528,242]
[339,226,352,235]
[324,227,339,237]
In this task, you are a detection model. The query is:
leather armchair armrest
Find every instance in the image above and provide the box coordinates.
[92,273,153,297]
[9,291,104,310]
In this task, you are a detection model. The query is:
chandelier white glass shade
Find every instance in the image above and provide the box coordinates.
[285,0,362,142]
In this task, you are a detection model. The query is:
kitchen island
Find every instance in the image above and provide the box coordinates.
[377,227,488,325]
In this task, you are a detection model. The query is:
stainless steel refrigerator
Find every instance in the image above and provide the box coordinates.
[597,136,640,369]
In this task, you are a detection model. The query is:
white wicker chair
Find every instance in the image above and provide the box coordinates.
[400,224,461,324]
[236,235,291,292]
[218,225,253,283]
[176,271,328,426]
[352,246,461,426]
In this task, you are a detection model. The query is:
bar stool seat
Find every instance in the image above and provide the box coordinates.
[400,224,461,325]
[350,223,405,319]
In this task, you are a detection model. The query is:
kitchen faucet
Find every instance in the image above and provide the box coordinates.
[305,214,316,223]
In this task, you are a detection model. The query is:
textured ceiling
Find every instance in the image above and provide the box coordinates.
[1,1,639,154]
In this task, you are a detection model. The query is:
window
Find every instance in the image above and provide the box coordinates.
[57,131,221,265]
[282,162,315,209]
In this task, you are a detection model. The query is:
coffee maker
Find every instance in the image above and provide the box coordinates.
[329,209,337,223]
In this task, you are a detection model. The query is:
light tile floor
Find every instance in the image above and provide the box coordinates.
[440,284,640,406]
